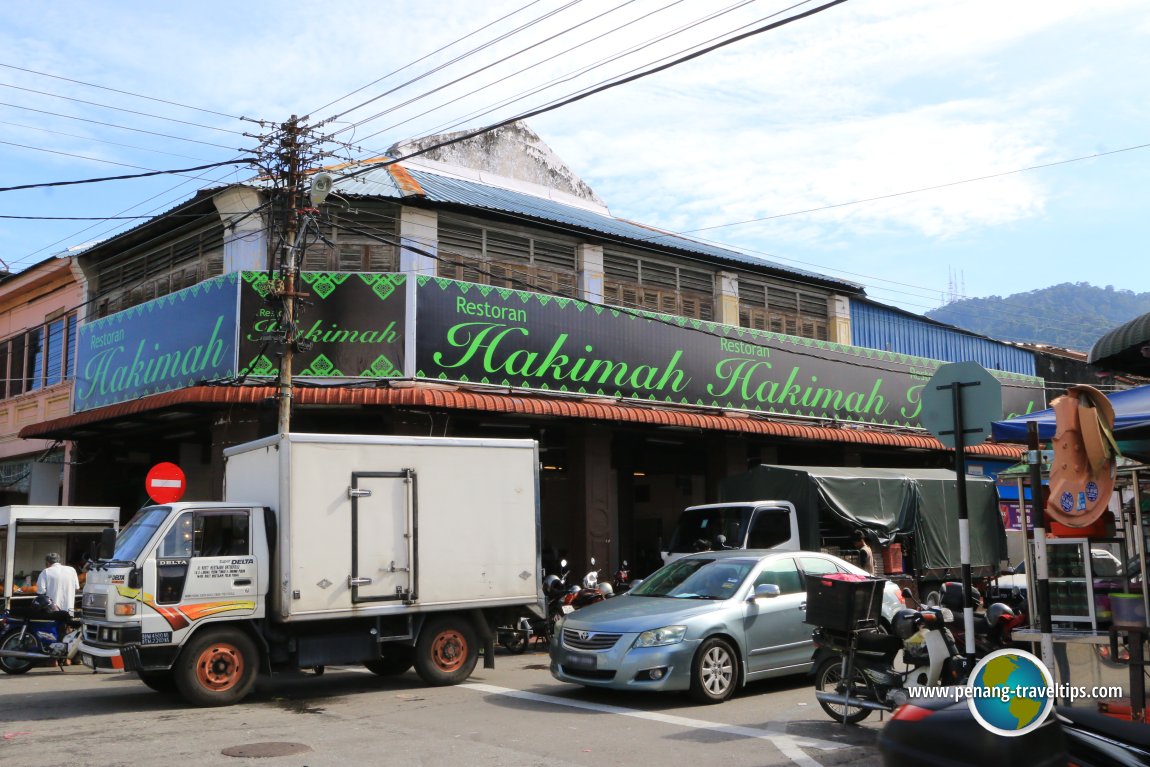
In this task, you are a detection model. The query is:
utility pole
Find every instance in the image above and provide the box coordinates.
[276,116,304,435]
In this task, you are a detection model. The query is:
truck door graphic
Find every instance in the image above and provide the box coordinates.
[349,470,415,604]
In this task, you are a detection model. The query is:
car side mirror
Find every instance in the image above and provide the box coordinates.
[751,583,780,601]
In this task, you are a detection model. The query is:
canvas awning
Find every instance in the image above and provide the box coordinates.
[991,384,1150,460]
[1089,312,1150,376]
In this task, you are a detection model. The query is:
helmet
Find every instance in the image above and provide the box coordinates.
[543,574,560,593]
[987,602,1016,626]
[598,582,614,597]
[892,609,921,640]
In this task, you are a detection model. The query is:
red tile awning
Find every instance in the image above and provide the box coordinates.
[20,384,1024,459]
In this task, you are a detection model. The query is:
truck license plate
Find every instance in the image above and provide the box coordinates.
[80,654,94,669]
[565,652,596,671]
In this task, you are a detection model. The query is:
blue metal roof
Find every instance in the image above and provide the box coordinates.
[335,164,861,292]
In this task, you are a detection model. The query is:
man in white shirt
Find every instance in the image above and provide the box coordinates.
[36,552,80,615]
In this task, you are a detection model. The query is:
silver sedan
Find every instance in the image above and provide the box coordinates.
[550,549,898,703]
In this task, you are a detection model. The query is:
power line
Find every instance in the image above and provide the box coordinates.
[0,80,248,135]
[337,0,850,180]
[331,0,639,136]
[0,158,252,193]
[311,0,546,117]
[0,100,243,150]
[0,118,213,162]
[0,62,246,121]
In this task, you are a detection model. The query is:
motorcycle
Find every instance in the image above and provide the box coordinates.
[0,595,83,674]
[564,557,616,611]
[612,560,632,594]
[929,581,1026,658]
[496,560,572,653]
[812,590,969,724]
[879,695,1150,767]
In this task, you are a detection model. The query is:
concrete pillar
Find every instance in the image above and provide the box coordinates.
[568,425,613,573]
[828,294,852,344]
[578,243,604,304]
[705,434,748,500]
[398,206,438,276]
[717,270,740,326]
[209,411,263,499]
[214,187,268,273]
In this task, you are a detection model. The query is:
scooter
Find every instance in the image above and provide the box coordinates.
[612,560,632,594]
[929,581,1026,658]
[812,590,969,724]
[497,562,572,653]
[0,595,83,674]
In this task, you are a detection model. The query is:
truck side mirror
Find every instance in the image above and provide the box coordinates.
[901,587,913,599]
[98,527,117,560]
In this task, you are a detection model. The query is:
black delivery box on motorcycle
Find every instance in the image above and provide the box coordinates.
[805,573,885,632]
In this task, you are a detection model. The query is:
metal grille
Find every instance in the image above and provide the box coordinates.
[562,628,621,651]
[81,592,107,620]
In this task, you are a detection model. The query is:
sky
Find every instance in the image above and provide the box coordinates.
[1,0,1147,324]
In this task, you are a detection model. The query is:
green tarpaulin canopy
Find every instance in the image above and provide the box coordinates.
[719,465,1006,572]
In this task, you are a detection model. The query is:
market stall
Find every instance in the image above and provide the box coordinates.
[1,505,120,610]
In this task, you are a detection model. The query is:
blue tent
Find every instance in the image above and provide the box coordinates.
[991,384,1150,459]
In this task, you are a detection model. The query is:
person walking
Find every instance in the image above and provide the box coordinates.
[36,552,80,615]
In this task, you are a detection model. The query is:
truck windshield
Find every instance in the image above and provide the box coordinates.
[667,506,752,553]
[112,507,171,562]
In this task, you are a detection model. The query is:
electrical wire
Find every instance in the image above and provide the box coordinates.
[0,80,248,135]
[0,118,213,162]
[0,100,244,150]
[311,0,546,117]
[0,62,246,121]
[0,158,253,193]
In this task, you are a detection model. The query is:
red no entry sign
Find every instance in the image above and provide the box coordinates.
[145,462,186,504]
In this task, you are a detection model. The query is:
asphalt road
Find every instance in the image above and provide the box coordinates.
[0,648,883,767]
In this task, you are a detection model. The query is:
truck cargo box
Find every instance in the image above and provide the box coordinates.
[224,433,540,621]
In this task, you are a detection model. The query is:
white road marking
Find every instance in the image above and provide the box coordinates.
[463,682,838,767]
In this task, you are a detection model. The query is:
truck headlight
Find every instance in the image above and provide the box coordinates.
[634,625,687,648]
[113,603,138,616]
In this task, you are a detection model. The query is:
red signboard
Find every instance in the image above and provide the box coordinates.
[145,462,186,504]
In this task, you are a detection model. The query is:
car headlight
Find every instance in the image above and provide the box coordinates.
[634,625,687,648]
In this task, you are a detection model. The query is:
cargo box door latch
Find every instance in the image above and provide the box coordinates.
[348,488,372,498]
[348,576,373,587]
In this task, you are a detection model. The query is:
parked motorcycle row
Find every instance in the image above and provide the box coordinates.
[0,594,83,675]
[496,558,631,653]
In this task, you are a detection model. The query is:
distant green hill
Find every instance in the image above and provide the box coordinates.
[924,282,1150,352]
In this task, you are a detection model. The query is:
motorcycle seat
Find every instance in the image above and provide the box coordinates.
[1056,706,1150,751]
[855,630,903,655]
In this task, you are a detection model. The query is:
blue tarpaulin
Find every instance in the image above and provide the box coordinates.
[991,385,1150,454]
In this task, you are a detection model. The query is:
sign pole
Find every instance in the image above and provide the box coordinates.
[945,379,978,658]
[1027,421,1055,668]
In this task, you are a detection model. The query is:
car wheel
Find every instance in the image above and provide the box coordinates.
[689,637,738,704]
[814,656,871,724]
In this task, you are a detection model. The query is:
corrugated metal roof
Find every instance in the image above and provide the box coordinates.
[334,164,861,293]
[19,384,1023,458]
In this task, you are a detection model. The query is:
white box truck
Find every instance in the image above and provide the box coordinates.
[79,433,542,706]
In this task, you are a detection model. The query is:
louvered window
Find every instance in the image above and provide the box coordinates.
[603,250,715,320]
[738,276,828,341]
[0,312,77,401]
[436,217,577,297]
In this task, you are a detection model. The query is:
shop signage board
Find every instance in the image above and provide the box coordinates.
[73,274,240,412]
[236,272,406,380]
[413,277,1045,429]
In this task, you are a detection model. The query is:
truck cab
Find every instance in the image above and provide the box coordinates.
[661,501,800,564]
[80,503,266,679]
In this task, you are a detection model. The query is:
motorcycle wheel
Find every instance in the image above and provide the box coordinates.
[499,630,528,655]
[814,656,873,724]
[0,631,38,675]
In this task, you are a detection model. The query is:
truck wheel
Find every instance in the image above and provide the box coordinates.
[688,637,738,704]
[137,669,177,693]
[364,646,414,677]
[814,656,872,724]
[173,628,258,707]
[0,632,37,675]
[414,617,478,686]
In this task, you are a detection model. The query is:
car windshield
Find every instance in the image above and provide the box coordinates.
[629,558,754,600]
[112,506,171,562]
